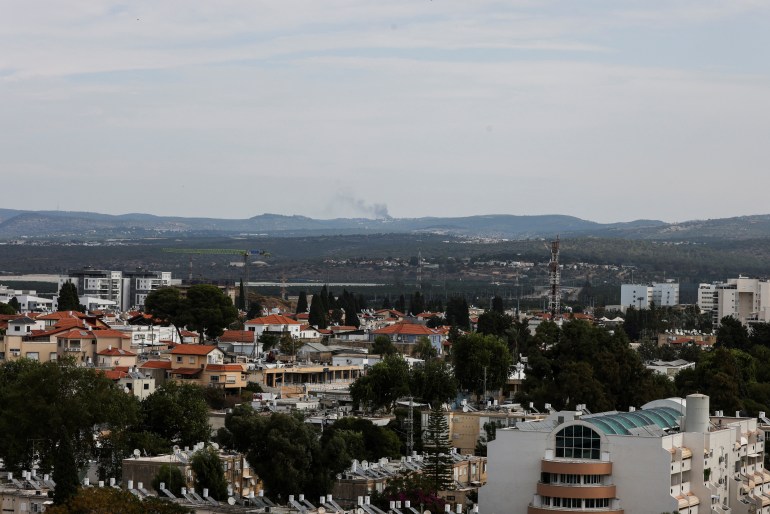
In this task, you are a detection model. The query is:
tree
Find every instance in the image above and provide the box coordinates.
[226,408,343,500]
[45,487,192,514]
[141,382,210,448]
[57,281,81,312]
[184,284,239,340]
[237,280,246,311]
[190,446,229,500]
[296,291,308,314]
[395,294,406,314]
[279,333,301,358]
[451,333,512,399]
[410,360,457,407]
[144,287,186,340]
[491,296,504,314]
[476,311,513,338]
[445,296,470,329]
[53,427,79,505]
[372,335,397,356]
[409,291,425,316]
[423,405,453,493]
[0,302,16,315]
[152,464,186,497]
[716,316,750,351]
[259,332,280,352]
[414,336,438,360]
[350,355,410,413]
[0,359,140,476]
[7,297,20,313]
[320,417,401,462]
[308,292,328,329]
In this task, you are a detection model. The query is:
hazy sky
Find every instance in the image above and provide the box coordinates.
[2,1,770,223]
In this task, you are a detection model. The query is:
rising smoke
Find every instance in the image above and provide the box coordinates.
[333,193,391,220]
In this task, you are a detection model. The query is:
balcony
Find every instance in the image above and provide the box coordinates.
[541,459,613,475]
[537,483,617,500]
[63,347,82,352]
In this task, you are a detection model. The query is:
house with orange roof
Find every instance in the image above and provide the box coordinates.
[96,347,138,368]
[370,321,442,350]
[164,344,248,390]
[55,328,131,364]
[218,329,258,357]
[244,314,302,338]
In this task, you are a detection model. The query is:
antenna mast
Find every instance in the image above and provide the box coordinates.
[548,236,561,319]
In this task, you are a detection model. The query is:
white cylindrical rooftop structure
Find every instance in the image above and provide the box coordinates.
[684,394,710,434]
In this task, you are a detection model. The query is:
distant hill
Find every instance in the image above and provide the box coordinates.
[0,209,766,241]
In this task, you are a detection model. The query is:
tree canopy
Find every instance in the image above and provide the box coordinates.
[190,446,229,500]
[57,281,82,312]
[144,285,238,340]
[451,333,512,399]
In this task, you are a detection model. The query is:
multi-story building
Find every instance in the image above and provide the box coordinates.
[620,282,680,310]
[710,277,770,327]
[59,268,174,312]
[697,283,717,314]
[482,394,766,514]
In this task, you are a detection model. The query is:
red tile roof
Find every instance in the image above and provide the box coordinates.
[170,344,219,356]
[56,329,94,339]
[92,329,131,339]
[171,368,203,376]
[180,330,199,337]
[219,330,256,343]
[141,360,172,369]
[97,348,136,356]
[245,314,302,325]
[38,311,86,320]
[101,370,128,380]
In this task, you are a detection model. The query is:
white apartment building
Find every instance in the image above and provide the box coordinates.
[699,277,770,327]
[60,268,174,311]
[482,394,766,514]
[697,283,717,314]
[620,282,679,310]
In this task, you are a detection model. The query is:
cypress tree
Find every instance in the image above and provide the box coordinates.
[423,405,454,493]
[296,291,308,314]
[57,281,81,312]
[238,280,246,310]
[309,294,328,329]
[53,428,79,505]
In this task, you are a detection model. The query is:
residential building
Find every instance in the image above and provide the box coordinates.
[709,276,770,327]
[697,283,717,314]
[122,445,257,498]
[162,344,248,390]
[244,314,302,340]
[251,363,364,398]
[481,394,766,514]
[620,282,680,310]
[55,328,132,365]
[59,268,174,312]
[369,321,442,349]
[333,453,487,509]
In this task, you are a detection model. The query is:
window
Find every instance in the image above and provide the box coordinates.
[25,352,39,361]
[176,356,182,363]
[555,424,601,459]
[143,383,150,390]
[189,357,196,364]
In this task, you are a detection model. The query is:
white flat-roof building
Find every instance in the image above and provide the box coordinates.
[621,282,679,310]
[481,394,766,514]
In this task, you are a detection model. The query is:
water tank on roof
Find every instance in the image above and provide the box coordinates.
[685,394,710,434]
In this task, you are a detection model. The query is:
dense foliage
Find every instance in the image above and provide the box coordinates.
[517,320,675,412]
[45,487,192,514]
[144,285,238,340]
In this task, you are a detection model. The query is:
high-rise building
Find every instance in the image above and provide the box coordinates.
[699,277,770,327]
[481,394,766,514]
[60,268,174,312]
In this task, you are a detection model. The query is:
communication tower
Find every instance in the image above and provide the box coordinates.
[548,237,561,318]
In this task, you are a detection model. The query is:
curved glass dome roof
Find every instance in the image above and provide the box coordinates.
[583,406,682,435]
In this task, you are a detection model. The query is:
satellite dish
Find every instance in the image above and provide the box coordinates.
[133,449,141,457]
[228,497,236,506]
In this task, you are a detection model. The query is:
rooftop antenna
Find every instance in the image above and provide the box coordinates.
[548,236,561,319]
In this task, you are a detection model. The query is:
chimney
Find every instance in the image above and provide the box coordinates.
[204,488,209,498]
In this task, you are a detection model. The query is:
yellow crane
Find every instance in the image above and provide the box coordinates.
[162,248,270,308]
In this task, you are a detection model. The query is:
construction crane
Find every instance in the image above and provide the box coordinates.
[161,248,270,309]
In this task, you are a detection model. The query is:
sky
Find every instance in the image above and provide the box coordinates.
[2,1,770,223]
